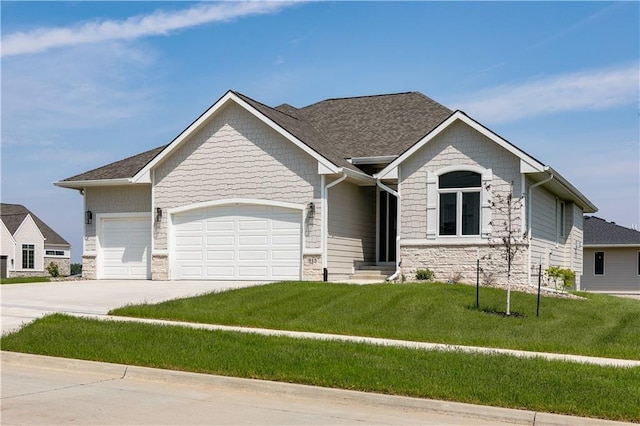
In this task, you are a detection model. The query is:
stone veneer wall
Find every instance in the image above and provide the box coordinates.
[43,257,71,276]
[82,255,96,280]
[303,254,323,281]
[401,244,529,286]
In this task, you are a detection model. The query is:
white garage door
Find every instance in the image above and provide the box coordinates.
[99,217,151,279]
[171,204,302,280]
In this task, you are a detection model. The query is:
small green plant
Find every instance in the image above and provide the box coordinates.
[46,262,60,278]
[415,268,434,281]
[546,266,575,292]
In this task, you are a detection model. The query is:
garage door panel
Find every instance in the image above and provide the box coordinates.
[238,266,269,278]
[207,236,235,246]
[206,266,235,277]
[99,217,151,280]
[172,204,302,280]
[239,235,268,246]
[238,250,268,261]
[206,221,234,232]
[206,249,234,261]
[239,220,268,231]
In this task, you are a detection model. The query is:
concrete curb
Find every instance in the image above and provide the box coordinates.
[68,313,640,368]
[1,351,632,426]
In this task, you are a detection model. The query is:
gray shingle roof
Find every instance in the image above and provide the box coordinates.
[61,145,167,182]
[300,92,453,158]
[1,204,70,247]
[58,90,454,182]
[584,216,640,245]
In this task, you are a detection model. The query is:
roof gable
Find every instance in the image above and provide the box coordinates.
[130,91,359,183]
[584,216,640,246]
[0,204,70,246]
[377,111,545,179]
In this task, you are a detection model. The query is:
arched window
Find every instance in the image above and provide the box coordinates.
[438,171,481,236]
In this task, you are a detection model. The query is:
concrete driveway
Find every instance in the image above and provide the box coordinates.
[1,279,264,335]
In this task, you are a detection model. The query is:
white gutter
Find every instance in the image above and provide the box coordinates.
[322,173,348,279]
[527,169,554,285]
[376,180,400,281]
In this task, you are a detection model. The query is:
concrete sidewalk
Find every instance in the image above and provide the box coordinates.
[68,312,640,368]
[1,351,632,426]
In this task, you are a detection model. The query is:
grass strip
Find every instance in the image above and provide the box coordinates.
[110,281,640,360]
[1,276,51,284]
[1,314,639,423]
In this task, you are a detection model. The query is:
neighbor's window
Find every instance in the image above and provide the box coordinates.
[22,244,35,269]
[438,171,481,236]
[594,251,605,275]
[637,252,640,276]
[45,250,65,256]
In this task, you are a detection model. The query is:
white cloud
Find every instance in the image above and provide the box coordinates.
[457,64,639,123]
[2,1,293,57]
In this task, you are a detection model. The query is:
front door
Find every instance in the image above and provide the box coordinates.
[378,191,397,262]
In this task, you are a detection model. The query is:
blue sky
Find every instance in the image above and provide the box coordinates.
[1,1,638,263]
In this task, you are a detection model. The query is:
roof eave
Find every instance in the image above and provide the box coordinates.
[54,178,136,190]
[545,166,598,213]
[584,244,640,248]
[340,167,376,185]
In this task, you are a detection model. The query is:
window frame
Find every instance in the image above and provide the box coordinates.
[45,250,65,257]
[22,244,35,270]
[437,171,482,237]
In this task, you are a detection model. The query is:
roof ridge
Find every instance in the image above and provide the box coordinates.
[301,91,421,109]
[232,91,301,122]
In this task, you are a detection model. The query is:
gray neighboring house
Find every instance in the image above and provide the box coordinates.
[55,90,596,286]
[1,203,71,278]
[581,216,640,293]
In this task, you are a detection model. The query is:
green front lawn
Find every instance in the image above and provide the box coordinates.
[111,281,640,360]
[1,276,51,284]
[2,314,638,422]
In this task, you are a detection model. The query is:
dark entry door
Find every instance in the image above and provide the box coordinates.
[378,191,397,262]
[1,256,7,279]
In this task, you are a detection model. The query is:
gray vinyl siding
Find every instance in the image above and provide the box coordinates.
[582,247,640,292]
[529,183,565,270]
[327,182,376,279]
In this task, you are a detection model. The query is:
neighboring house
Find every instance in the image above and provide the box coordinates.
[581,216,640,293]
[0,203,71,278]
[55,90,596,287]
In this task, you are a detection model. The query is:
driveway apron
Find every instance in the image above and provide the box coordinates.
[1,280,263,334]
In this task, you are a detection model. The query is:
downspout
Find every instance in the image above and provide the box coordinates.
[376,180,400,281]
[322,173,347,281]
[527,170,554,285]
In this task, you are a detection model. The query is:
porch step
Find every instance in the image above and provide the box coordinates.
[350,268,396,281]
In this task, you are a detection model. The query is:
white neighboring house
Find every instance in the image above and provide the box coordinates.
[0,204,71,278]
[581,216,640,293]
[55,90,597,287]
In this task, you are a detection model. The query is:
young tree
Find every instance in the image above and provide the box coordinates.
[489,181,527,316]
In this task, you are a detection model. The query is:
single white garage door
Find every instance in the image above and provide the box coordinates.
[171,204,302,280]
[99,217,151,279]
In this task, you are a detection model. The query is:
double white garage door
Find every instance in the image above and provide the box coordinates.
[171,204,302,280]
